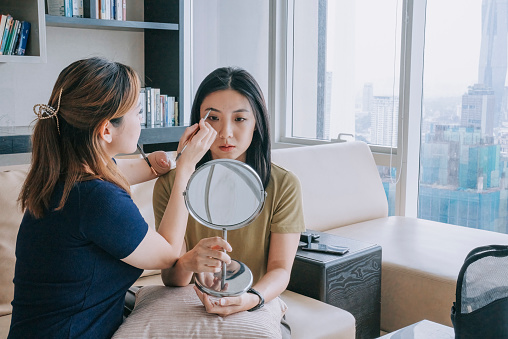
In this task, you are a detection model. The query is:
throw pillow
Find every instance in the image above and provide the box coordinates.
[112,285,287,339]
[0,166,29,316]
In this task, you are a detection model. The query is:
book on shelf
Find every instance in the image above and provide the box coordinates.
[160,95,167,127]
[145,87,153,127]
[165,96,176,127]
[7,20,21,55]
[114,0,122,20]
[0,15,13,55]
[65,0,73,17]
[72,0,84,18]
[139,88,146,126]
[174,101,179,126]
[84,0,99,19]
[122,0,126,20]
[110,0,115,21]
[105,0,111,20]
[154,88,162,127]
[2,19,16,55]
[15,21,31,56]
[149,88,157,127]
[47,0,65,16]
[0,15,7,51]
[11,20,22,55]
[0,15,7,45]
[100,0,107,19]
[4,18,17,55]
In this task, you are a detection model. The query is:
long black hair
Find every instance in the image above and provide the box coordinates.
[191,67,271,188]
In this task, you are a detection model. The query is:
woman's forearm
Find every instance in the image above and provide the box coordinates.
[161,257,194,286]
[156,166,194,259]
[251,267,291,303]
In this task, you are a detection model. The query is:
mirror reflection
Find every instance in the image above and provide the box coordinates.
[185,159,265,230]
[193,260,253,297]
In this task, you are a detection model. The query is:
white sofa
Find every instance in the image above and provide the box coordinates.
[272,141,508,332]
[3,140,507,337]
[0,157,355,339]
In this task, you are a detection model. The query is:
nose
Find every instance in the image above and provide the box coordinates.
[219,120,233,139]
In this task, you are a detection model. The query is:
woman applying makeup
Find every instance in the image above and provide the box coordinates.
[9,57,216,339]
[152,67,305,336]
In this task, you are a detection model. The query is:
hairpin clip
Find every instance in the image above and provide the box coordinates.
[33,88,63,135]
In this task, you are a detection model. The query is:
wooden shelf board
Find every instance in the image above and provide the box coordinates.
[45,15,179,32]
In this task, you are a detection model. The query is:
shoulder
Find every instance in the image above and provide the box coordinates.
[270,163,300,186]
[78,179,132,207]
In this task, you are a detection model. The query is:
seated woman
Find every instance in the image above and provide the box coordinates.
[153,67,305,336]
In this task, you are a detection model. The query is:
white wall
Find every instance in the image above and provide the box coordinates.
[0,1,145,128]
[191,0,269,123]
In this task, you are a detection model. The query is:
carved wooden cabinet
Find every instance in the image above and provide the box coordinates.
[288,231,382,339]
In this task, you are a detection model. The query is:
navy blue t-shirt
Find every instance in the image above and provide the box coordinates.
[9,179,148,339]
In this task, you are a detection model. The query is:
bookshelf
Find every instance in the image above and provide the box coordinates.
[0,0,47,63]
[0,0,185,155]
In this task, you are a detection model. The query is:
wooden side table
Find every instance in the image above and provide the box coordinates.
[288,231,382,339]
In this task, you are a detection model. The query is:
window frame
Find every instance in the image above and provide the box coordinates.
[270,0,427,216]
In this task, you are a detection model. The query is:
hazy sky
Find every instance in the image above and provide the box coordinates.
[423,0,482,98]
[349,0,483,99]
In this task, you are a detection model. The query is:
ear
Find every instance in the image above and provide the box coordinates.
[99,120,113,144]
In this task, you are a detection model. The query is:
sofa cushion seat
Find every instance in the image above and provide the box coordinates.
[0,315,11,338]
[132,274,355,339]
[327,215,508,332]
[280,290,355,339]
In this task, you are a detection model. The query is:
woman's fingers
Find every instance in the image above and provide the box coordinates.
[152,151,172,174]
[177,123,199,153]
[201,236,232,253]
[176,120,216,166]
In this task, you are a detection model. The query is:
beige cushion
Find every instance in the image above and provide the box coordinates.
[328,216,508,332]
[0,165,29,316]
[131,276,356,339]
[272,142,388,232]
[113,285,287,338]
[0,314,12,338]
[280,290,356,339]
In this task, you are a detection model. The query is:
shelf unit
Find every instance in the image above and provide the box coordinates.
[0,0,47,63]
[0,0,185,154]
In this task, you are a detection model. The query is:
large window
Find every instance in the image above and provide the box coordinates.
[419,0,508,234]
[288,0,402,147]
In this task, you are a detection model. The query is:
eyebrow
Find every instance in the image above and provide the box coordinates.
[204,107,251,114]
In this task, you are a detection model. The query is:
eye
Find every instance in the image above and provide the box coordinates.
[208,115,219,121]
[235,117,246,122]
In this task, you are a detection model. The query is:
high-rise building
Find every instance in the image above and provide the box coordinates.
[369,96,399,147]
[419,124,506,231]
[478,0,508,118]
[362,83,374,113]
[461,84,496,137]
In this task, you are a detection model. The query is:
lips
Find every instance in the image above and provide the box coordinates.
[219,145,235,152]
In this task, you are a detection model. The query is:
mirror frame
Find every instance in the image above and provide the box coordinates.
[183,159,266,231]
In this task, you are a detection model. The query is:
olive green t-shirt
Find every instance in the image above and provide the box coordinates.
[153,163,305,283]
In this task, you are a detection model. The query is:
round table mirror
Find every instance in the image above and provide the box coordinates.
[183,159,266,297]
